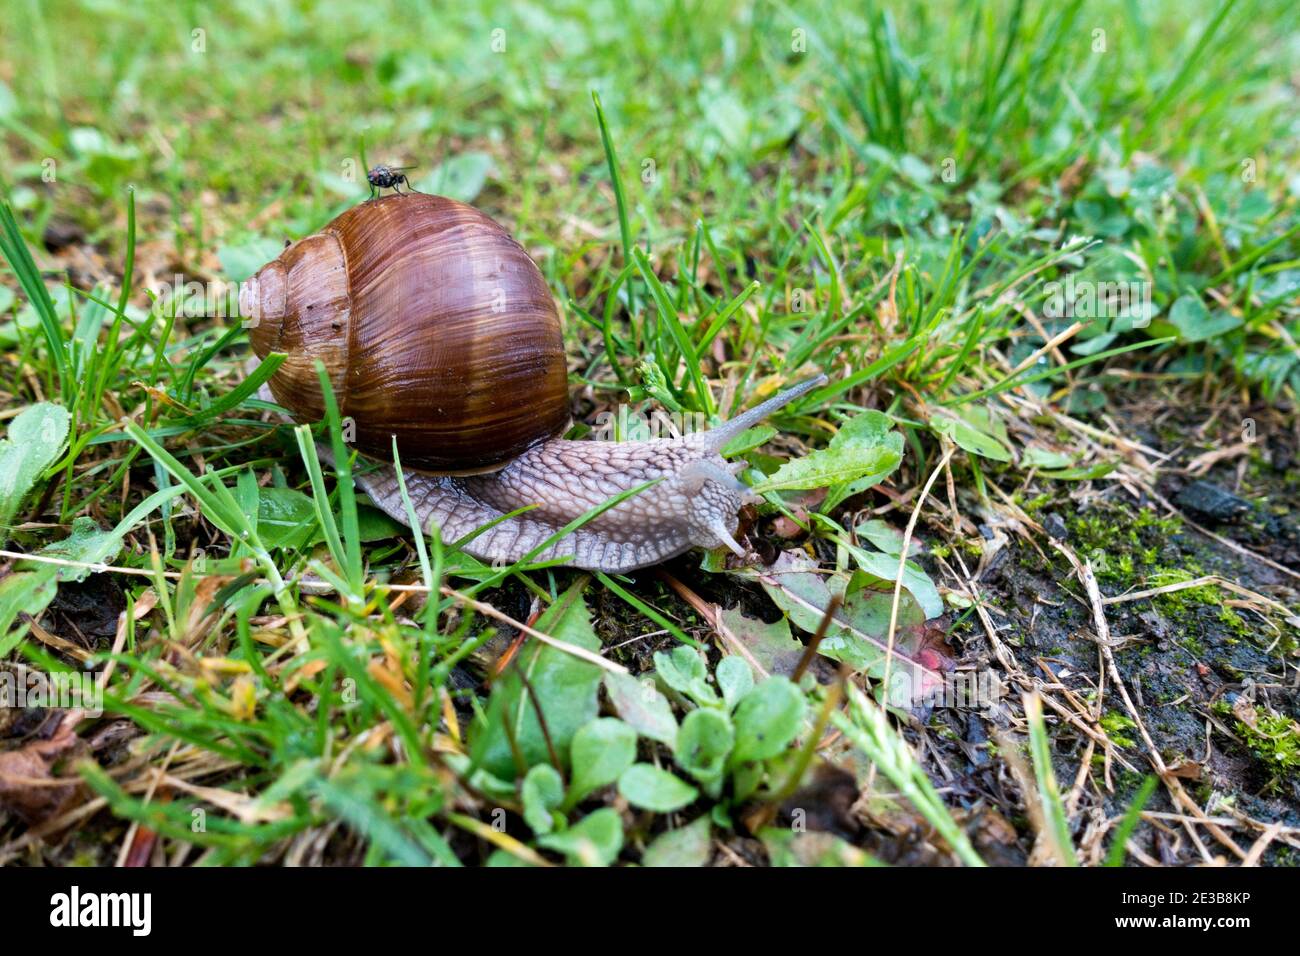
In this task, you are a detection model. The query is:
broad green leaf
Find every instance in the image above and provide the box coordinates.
[643,815,713,867]
[855,518,921,557]
[0,402,70,533]
[715,655,753,711]
[469,582,604,779]
[654,645,717,706]
[845,545,944,619]
[717,607,805,678]
[0,569,57,655]
[603,672,678,746]
[31,516,122,582]
[537,807,623,866]
[618,764,699,813]
[675,709,734,783]
[521,764,565,836]
[720,425,776,457]
[217,237,285,283]
[758,553,947,708]
[756,409,902,495]
[930,409,1011,462]
[1168,294,1241,343]
[731,677,806,764]
[759,408,899,496]
[566,718,637,807]
[257,487,405,550]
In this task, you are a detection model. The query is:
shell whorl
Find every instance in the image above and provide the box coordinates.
[245,193,571,472]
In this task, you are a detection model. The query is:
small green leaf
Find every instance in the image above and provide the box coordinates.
[618,764,699,813]
[603,672,678,746]
[1020,446,1076,470]
[715,656,753,711]
[1039,461,1118,481]
[0,569,57,655]
[654,645,717,706]
[675,709,734,783]
[485,849,536,867]
[1168,294,1241,343]
[0,402,70,534]
[255,487,316,549]
[521,764,565,835]
[930,409,1011,462]
[756,409,903,495]
[642,815,713,867]
[732,677,806,764]
[567,718,637,807]
[469,582,604,779]
[31,516,122,582]
[537,807,623,867]
[655,645,707,689]
[635,359,683,413]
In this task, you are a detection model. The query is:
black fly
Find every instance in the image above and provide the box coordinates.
[366,164,418,199]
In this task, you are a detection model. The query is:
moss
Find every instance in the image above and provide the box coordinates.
[1021,493,1053,515]
[1215,700,1300,781]
[1100,711,1138,748]
[1145,566,1251,638]
[1066,509,1182,587]
[1274,847,1300,867]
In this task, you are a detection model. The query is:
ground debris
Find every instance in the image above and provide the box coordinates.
[0,713,89,827]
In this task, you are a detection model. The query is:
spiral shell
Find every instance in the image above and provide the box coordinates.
[243,193,570,472]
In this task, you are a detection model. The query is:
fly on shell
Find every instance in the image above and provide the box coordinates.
[365,164,418,199]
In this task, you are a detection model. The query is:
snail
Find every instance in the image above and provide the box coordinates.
[241,193,825,572]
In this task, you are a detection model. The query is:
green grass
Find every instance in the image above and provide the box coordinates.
[0,0,1297,866]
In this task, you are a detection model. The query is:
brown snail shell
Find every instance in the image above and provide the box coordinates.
[242,193,570,472]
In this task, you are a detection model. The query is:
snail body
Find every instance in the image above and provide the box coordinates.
[245,194,823,572]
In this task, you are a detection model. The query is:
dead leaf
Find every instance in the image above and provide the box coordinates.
[1165,757,1205,781]
[0,715,89,826]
